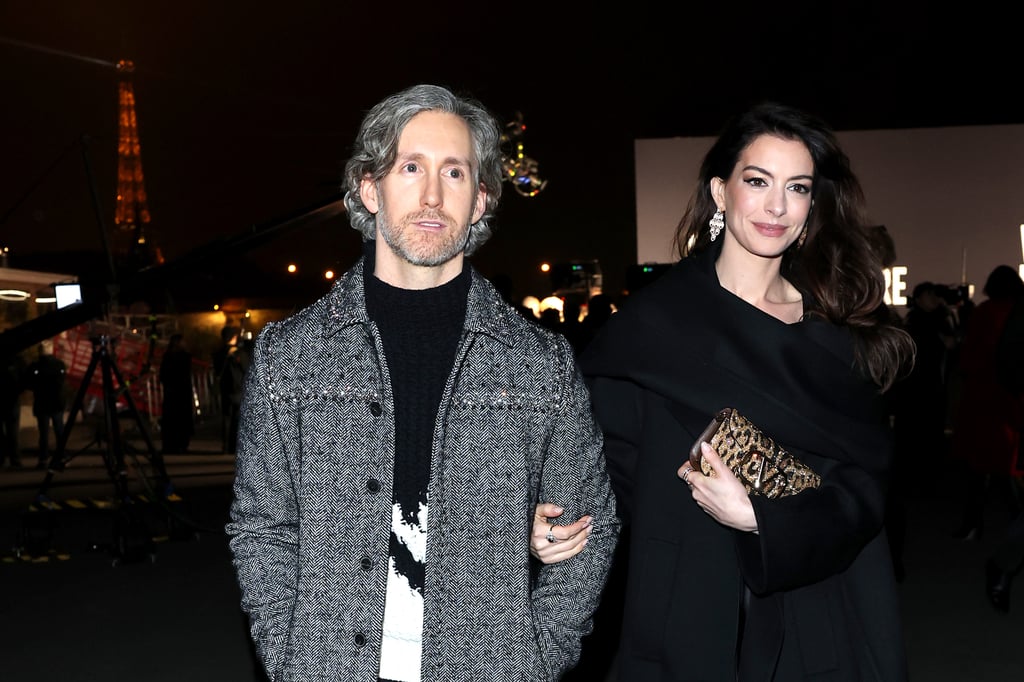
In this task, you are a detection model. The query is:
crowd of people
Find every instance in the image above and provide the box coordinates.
[878,263,1024,613]
[158,328,253,456]
[0,330,253,468]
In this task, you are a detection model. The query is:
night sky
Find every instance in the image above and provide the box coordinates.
[2,1,1021,309]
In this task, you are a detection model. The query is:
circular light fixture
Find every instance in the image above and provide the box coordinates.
[0,289,31,301]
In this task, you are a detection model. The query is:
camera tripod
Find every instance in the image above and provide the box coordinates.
[35,334,178,563]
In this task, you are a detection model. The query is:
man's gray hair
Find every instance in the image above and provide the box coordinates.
[342,84,504,256]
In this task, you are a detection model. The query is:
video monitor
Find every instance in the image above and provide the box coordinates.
[54,282,83,309]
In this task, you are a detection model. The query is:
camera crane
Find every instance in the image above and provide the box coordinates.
[1,129,344,560]
[5,190,346,563]
[0,39,352,562]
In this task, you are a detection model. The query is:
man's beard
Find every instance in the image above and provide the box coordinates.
[378,208,471,267]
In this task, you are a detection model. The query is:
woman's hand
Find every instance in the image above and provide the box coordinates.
[678,442,759,533]
[530,502,592,564]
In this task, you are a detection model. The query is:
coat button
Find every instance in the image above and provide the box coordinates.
[354,632,366,647]
[366,478,381,493]
[360,555,372,570]
[369,402,382,417]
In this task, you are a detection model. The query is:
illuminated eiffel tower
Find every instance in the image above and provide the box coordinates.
[113,59,163,272]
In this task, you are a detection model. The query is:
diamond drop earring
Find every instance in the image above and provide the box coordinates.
[709,210,725,241]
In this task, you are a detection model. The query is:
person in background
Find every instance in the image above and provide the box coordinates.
[573,293,615,356]
[158,333,195,454]
[1,352,27,468]
[948,265,1024,541]
[985,270,1024,612]
[985,484,1024,613]
[225,83,619,682]
[560,298,586,354]
[895,282,958,435]
[550,101,914,680]
[211,327,244,454]
[885,281,958,579]
[537,305,564,334]
[27,340,68,470]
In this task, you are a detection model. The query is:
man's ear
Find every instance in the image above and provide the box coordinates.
[471,184,487,224]
[360,176,379,213]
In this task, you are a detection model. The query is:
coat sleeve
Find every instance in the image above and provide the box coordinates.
[531,340,621,679]
[737,442,890,594]
[224,329,299,680]
[582,375,647,524]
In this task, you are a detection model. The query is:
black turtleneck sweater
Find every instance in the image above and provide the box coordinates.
[363,249,470,595]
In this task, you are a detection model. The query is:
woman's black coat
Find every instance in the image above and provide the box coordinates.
[579,246,907,681]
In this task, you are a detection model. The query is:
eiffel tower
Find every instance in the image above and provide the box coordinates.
[113,59,163,274]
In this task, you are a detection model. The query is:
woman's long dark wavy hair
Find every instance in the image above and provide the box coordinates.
[672,102,913,391]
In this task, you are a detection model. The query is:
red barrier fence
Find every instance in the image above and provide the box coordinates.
[51,321,215,431]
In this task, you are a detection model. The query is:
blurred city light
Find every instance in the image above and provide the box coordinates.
[501,112,546,197]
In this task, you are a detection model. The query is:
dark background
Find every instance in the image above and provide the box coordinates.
[2,1,1021,308]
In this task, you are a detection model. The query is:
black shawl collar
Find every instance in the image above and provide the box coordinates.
[580,246,892,473]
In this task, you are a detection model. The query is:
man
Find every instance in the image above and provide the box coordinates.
[158,333,195,454]
[27,340,67,469]
[226,84,619,682]
[1,353,27,468]
[211,326,245,454]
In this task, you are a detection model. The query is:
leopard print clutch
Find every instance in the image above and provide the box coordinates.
[688,408,821,498]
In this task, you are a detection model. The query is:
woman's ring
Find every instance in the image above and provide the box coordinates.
[546,523,557,543]
[682,467,691,483]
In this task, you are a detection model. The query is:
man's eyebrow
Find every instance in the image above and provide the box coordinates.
[394,151,473,168]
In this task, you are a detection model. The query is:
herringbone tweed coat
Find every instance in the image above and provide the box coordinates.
[226,256,620,682]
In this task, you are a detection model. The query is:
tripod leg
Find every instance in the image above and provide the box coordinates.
[37,345,101,498]
[106,342,193,551]
[98,349,162,564]
[100,352,132,502]
[107,354,172,494]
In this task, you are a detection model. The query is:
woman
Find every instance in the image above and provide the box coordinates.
[565,102,914,680]
[948,265,1024,541]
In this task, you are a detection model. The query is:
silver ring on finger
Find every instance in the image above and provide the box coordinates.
[546,523,557,543]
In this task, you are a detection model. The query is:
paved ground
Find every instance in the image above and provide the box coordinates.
[1,417,1023,681]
